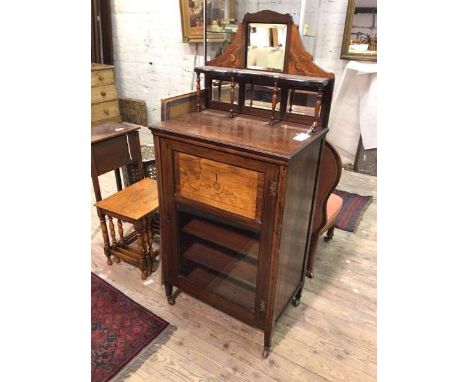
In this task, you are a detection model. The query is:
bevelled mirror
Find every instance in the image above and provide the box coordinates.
[341,0,377,61]
[247,23,287,72]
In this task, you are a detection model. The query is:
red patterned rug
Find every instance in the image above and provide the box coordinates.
[91,273,169,382]
[333,189,373,232]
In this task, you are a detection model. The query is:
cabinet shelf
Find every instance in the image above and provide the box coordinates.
[183,241,257,289]
[186,267,255,311]
[182,218,259,261]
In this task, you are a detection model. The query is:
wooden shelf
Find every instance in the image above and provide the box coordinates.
[186,267,255,312]
[182,218,259,261]
[183,241,257,289]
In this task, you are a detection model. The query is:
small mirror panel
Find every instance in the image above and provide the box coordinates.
[247,23,287,72]
[211,80,239,104]
[287,89,317,116]
[246,84,281,111]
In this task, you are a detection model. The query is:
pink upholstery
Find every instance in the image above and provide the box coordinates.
[320,193,343,235]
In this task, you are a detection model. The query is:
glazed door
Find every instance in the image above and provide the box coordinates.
[158,138,278,327]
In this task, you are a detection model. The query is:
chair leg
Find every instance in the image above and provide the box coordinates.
[324,225,335,242]
[292,286,303,307]
[306,233,319,279]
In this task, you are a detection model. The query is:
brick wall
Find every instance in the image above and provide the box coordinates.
[110,0,350,143]
[314,0,349,88]
[111,1,204,143]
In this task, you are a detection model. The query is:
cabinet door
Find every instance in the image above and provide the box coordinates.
[158,138,278,327]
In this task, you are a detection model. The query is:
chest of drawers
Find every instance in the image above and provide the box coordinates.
[91,63,121,126]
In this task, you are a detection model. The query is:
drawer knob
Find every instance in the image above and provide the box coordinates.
[101,91,106,97]
[98,75,104,81]
[103,109,109,116]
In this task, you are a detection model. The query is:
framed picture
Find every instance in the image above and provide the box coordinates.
[180,0,204,42]
[340,0,377,61]
[179,0,237,43]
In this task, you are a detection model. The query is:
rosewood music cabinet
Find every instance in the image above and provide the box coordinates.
[150,10,335,357]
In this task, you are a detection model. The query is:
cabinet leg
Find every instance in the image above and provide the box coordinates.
[324,225,335,242]
[165,284,175,305]
[263,330,272,359]
[292,287,303,307]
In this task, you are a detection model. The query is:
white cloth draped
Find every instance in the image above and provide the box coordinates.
[327,61,377,164]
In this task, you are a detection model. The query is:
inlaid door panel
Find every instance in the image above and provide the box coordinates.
[157,137,279,327]
[174,152,264,220]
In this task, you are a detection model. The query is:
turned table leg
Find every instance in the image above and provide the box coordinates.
[142,218,151,277]
[146,216,157,272]
[117,219,124,245]
[108,217,121,263]
[98,211,112,266]
[135,221,148,280]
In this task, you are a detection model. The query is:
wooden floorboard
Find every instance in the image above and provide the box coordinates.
[91,169,377,381]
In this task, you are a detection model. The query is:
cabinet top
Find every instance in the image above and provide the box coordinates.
[149,110,326,161]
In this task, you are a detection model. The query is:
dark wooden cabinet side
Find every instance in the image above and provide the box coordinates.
[273,139,323,321]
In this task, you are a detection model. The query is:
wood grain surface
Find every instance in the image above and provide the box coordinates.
[175,152,263,220]
[91,100,120,123]
[151,109,326,161]
[91,66,115,87]
[91,84,117,104]
[95,178,159,221]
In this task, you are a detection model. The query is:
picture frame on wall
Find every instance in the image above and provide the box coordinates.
[179,0,237,43]
[179,0,204,42]
[340,0,377,61]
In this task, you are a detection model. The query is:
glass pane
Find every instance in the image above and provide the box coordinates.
[287,89,317,116]
[247,23,287,72]
[205,0,238,62]
[206,0,237,33]
[246,84,281,111]
[211,80,239,104]
[177,205,259,312]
